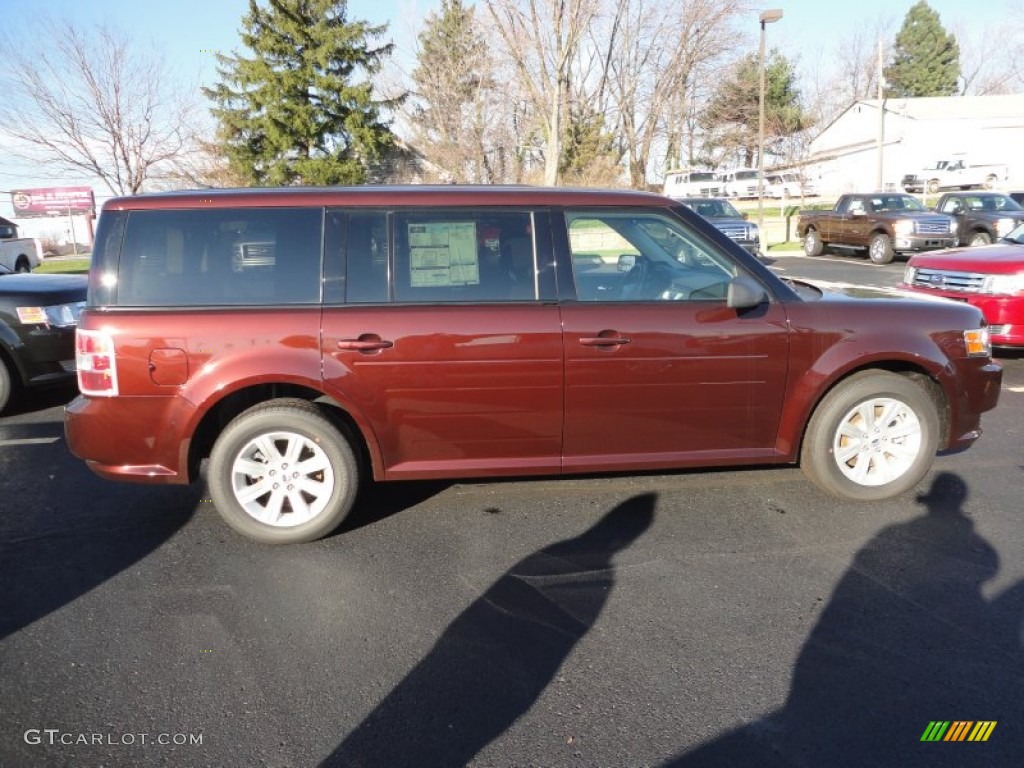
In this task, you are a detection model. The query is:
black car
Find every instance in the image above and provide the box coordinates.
[0,265,87,413]
[674,197,762,258]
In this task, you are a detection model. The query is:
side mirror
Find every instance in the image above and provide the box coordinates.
[741,212,749,220]
[617,254,636,272]
[851,209,866,217]
[727,276,767,309]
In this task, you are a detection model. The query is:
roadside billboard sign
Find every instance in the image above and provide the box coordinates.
[10,187,96,218]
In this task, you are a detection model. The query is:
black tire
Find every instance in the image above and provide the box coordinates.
[926,179,940,194]
[868,233,894,264]
[803,228,824,257]
[984,174,997,190]
[15,257,30,273]
[207,398,360,544]
[0,358,13,413]
[968,231,992,247]
[801,371,939,501]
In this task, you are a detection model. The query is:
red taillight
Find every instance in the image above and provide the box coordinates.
[76,329,119,396]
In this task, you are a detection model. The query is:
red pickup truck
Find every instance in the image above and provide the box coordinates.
[797,193,958,264]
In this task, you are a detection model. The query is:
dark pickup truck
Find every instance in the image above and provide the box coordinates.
[797,192,958,264]
[933,191,1024,246]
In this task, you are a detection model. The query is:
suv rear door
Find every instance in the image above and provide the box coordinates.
[320,208,564,480]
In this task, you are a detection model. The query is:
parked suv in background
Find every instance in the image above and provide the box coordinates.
[676,197,761,258]
[903,222,1024,348]
[933,191,1024,246]
[65,186,1001,544]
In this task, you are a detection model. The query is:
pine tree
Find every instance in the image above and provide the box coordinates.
[410,0,492,182]
[205,0,401,186]
[700,50,806,167]
[885,1,960,97]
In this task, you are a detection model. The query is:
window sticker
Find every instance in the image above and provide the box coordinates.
[409,222,479,287]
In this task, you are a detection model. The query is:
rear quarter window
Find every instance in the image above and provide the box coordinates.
[115,208,322,306]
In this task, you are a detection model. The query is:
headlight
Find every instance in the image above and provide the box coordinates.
[996,218,1016,236]
[950,219,959,233]
[893,219,915,236]
[748,224,760,241]
[15,301,86,328]
[903,266,917,284]
[963,328,991,357]
[980,272,1024,296]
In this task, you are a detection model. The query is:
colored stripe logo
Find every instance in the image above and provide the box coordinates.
[921,721,996,742]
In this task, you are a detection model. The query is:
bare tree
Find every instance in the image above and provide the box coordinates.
[485,0,599,186]
[594,0,744,187]
[0,20,195,196]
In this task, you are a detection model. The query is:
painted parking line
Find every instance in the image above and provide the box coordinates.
[0,437,61,447]
[1007,386,1024,393]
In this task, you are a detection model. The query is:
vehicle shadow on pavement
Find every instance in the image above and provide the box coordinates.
[0,440,198,641]
[319,493,657,768]
[661,471,1024,768]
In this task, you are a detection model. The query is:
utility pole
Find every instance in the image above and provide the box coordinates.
[876,39,885,190]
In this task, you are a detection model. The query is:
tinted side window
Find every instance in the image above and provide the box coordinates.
[392,211,536,303]
[566,209,739,303]
[117,208,322,306]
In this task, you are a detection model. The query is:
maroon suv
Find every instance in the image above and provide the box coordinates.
[65,186,1002,544]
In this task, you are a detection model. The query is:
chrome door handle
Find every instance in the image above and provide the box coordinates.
[578,336,630,347]
[337,338,394,351]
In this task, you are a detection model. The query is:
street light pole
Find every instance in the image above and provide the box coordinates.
[757,9,783,239]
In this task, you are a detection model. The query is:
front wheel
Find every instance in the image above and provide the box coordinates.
[15,257,30,273]
[868,233,894,264]
[801,372,939,501]
[926,179,940,194]
[208,399,360,544]
[984,174,997,190]
[968,231,992,247]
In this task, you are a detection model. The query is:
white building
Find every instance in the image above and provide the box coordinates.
[803,95,1024,197]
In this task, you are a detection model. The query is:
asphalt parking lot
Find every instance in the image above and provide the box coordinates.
[2,269,1022,766]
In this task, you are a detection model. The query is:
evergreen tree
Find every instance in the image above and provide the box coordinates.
[205,0,400,186]
[410,0,492,182]
[885,1,960,97]
[700,50,806,168]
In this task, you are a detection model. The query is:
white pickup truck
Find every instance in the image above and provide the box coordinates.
[901,159,1008,194]
[0,220,42,273]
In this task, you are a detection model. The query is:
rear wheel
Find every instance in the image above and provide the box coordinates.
[15,257,30,273]
[968,231,992,247]
[868,233,894,264]
[926,179,940,194]
[801,372,939,501]
[208,399,360,544]
[803,228,824,257]
[984,174,998,190]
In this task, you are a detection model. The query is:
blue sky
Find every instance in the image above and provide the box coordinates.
[0,0,1014,209]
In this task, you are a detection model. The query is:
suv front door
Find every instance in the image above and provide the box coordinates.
[556,209,790,472]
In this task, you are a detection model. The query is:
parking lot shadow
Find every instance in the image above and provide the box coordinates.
[0,438,196,641]
[320,493,657,768]
[662,472,1024,767]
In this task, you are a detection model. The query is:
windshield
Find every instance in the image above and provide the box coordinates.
[1003,224,1024,244]
[872,195,927,212]
[684,199,742,218]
